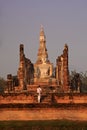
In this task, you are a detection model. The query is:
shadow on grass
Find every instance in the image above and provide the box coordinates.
[0,120,87,130]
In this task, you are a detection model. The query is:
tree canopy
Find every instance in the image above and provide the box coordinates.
[70,70,87,93]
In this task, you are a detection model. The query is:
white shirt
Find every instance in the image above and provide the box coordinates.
[37,87,42,95]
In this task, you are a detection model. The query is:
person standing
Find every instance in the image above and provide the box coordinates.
[37,85,42,103]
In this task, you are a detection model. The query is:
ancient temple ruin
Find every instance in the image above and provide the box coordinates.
[6,26,70,93]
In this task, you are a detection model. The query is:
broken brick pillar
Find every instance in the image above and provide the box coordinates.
[7,74,13,92]
[17,44,25,90]
[56,44,69,92]
[62,44,69,91]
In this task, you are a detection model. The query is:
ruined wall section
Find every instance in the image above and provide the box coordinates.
[6,74,13,92]
[17,44,34,90]
[56,44,69,92]
[0,93,87,104]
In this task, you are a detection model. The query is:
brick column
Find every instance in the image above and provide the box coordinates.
[62,44,69,92]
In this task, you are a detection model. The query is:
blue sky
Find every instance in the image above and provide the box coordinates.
[0,0,87,78]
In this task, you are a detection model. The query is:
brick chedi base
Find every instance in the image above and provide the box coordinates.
[0,104,87,121]
[0,93,87,104]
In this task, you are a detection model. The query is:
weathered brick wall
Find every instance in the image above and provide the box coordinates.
[0,93,87,104]
[0,94,35,104]
[0,93,87,121]
[17,44,34,90]
[56,44,69,92]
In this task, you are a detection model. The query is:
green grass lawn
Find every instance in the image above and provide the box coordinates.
[0,120,87,130]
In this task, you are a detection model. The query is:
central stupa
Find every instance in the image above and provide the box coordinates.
[34,26,55,85]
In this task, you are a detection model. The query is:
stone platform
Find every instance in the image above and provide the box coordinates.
[1,92,87,104]
[0,104,87,121]
[0,93,87,121]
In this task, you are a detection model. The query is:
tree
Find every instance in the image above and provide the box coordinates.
[80,71,87,92]
[70,70,87,93]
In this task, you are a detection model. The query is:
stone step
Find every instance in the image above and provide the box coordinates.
[33,94,52,103]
